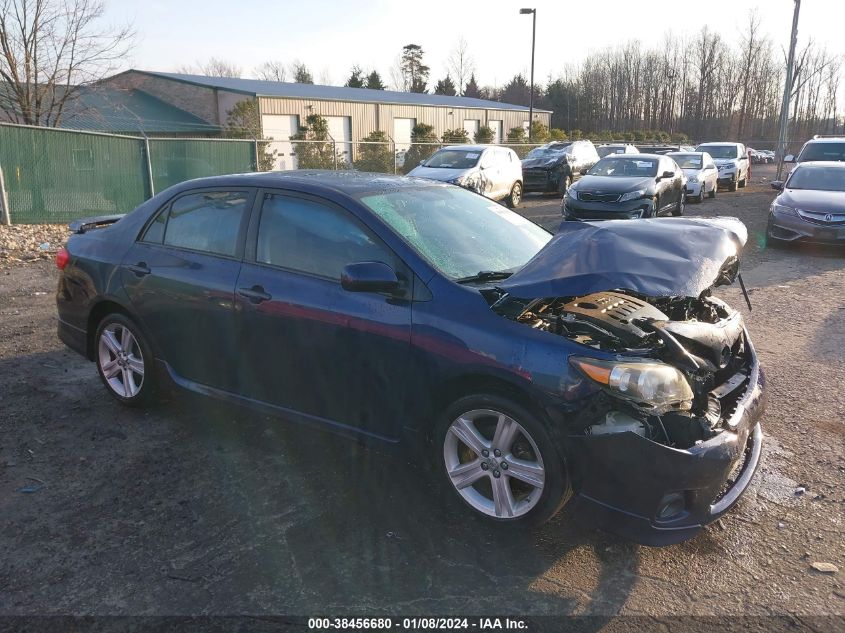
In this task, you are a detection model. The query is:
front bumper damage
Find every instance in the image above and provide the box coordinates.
[565,331,765,546]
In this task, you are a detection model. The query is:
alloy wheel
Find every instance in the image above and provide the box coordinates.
[443,409,545,519]
[98,323,145,398]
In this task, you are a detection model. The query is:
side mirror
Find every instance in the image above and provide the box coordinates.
[770,181,784,191]
[418,159,427,167]
[579,167,588,175]
[660,170,674,179]
[707,164,716,170]
[341,262,400,294]
[783,154,795,163]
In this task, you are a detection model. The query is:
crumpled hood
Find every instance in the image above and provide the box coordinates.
[407,166,474,182]
[498,217,748,299]
[522,156,565,169]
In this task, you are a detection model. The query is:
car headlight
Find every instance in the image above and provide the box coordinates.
[771,202,798,216]
[619,189,647,202]
[571,357,694,413]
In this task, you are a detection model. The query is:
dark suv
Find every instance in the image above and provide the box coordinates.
[521,140,600,195]
[785,136,845,165]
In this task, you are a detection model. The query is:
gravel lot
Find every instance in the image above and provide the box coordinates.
[1,165,843,618]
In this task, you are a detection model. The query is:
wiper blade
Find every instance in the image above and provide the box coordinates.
[456,270,514,284]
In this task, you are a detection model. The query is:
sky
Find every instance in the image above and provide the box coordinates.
[105,0,845,89]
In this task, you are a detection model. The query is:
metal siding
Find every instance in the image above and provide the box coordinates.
[259,97,549,143]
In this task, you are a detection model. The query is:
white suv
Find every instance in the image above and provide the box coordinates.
[695,142,750,192]
[408,145,524,207]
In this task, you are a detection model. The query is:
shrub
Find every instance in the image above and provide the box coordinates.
[474,126,495,144]
[402,123,439,173]
[355,130,393,173]
[549,128,568,141]
[442,128,470,144]
[291,114,347,169]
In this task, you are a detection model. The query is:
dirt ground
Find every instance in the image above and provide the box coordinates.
[0,164,843,618]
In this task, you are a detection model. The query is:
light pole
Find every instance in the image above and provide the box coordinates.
[776,0,801,180]
[520,8,536,142]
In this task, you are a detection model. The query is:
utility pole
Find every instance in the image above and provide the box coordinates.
[520,8,537,142]
[776,0,801,180]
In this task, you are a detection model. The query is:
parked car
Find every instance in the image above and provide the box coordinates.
[562,153,686,220]
[637,145,692,155]
[785,136,845,165]
[408,145,523,207]
[767,161,845,244]
[597,143,639,158]
[521,140,600,195]
[55,171,764,545]
[668,151,718,203]
[695,142,750,191]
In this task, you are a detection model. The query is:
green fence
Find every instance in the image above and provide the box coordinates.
[0,123,258,224]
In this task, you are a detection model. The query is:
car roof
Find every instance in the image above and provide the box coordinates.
[696,141,742,146]
[667,151,705,155]
[599,153,664,160]
[439,144,497,152]
[161,170,445,197]
[792,160,845,169]
[804,137,845,143]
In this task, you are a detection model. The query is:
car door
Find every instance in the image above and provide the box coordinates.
[234,190,413,439]
[478,149,503,198]
[702,153,717,191]
[121,188,254,391]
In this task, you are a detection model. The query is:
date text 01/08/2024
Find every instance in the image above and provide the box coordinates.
[307,618,528,630]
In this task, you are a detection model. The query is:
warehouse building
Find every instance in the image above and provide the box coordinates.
[100,70,552,170]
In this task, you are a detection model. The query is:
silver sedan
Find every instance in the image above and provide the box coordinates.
[667,151,719,203]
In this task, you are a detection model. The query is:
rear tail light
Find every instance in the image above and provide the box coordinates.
[55,247,70,270]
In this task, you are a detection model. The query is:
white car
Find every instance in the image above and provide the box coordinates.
[667,151,718,203]
[408,145,523,207]
[694,142,750,192]
[597,143,639,158]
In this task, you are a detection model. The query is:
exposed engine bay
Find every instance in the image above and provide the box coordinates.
[492,290,753,450]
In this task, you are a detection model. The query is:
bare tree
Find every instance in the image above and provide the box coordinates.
[178,57,241,78]
[0,0,133,126]
[447,37,475,96]
[254,60,287,82]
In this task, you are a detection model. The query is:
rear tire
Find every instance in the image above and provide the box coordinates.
[435,394,569,527]
[506,181,523,208]
[95,313,155,408]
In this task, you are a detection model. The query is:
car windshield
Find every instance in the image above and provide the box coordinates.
[798,142,845,162]
[424,150,482,169]
[786,166,845,191]
[699,145,738,159]
[670,154,703,169]
[358,186,551,280]
[525,147,568,159]
[588,157,658,177]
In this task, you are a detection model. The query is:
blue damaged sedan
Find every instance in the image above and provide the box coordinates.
[55,171,764,545]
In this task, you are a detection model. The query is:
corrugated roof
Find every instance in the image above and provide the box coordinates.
[60,87,220,134]
[136,70,552,113]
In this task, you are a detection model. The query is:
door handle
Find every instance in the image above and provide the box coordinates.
[238,285,272,304]
[128,262,150,276]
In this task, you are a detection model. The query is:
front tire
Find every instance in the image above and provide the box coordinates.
[506,181,522,208]
[729,178,738,192]
[694,186,705,204]
[672,191,685,216]
[436,394,568,526]
[708,182,717,199]
[95,313,155,407]
[558,174,572,197]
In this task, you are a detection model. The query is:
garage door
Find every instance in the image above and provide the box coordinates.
[463,119,480,142]
[488,120,503,144]
[262,114,300,170]
[325,116,352,165]
[393,117,415,169]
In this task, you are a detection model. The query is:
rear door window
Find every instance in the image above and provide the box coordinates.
[160,190,251,257]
